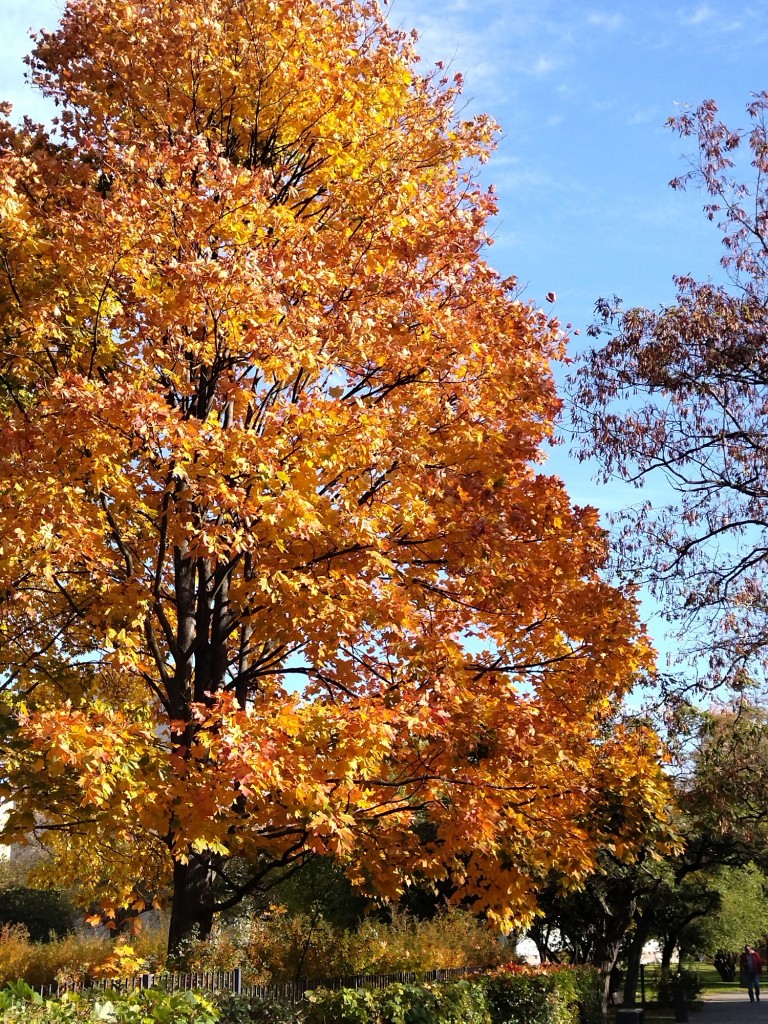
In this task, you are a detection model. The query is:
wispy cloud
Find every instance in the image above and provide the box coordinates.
[679,4,715,25]
[530,55,558,76]
[676,2,749,31]
[628,106,660,125]
[587,12,624,31]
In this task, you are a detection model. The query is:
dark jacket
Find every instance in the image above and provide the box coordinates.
[741,950,763,975]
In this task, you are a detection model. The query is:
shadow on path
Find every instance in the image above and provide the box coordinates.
[699,992,766,1024]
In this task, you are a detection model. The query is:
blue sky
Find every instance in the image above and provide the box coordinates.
[1,0,767,669]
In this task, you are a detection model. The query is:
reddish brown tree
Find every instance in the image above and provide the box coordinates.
[573,93,768,693]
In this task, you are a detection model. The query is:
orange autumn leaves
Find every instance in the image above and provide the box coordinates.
[0,0,668,935]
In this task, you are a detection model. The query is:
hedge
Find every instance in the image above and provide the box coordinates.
[0,964,603,1024]
[0,979,219,1022]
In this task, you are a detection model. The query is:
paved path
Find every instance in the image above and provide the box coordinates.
[697,992,766,1024]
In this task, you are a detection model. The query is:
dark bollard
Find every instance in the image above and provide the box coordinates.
[673,986,688,1023]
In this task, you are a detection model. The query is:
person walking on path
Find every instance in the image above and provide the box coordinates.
[739,945,763,1002]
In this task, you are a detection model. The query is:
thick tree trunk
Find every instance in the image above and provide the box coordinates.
[596,892,637,1014]
[167,854,217,955]
[164,545,230,958]
[600,942,624,1013]
[660,934,676,973]
[623,916,652,1005]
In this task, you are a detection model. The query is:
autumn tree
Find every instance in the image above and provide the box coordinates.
[525,714,677,1013]
[679,703,768,865]
[527,702,768,1006]
[572,93,768,693]
[0,0,668,951]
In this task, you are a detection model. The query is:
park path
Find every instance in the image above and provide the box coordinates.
[698,991,767,1024]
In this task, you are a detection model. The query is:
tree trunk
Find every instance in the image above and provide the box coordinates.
[167,854,217,955]
[598,937,626,1015]
[623,916,652,1006]
[164,544,228,958]
[600,941,625,1013]
[592,888,638,1014]
[528,921,561,964]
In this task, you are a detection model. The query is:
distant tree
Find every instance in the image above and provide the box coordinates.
[526,739,677,1015]
[623,704,768,996]
[649,872,721,971]
[682,864,768,961]
[681,704,768,862]
[529,702,768,1008]
[0,886,75,942]
[267,856,370,931]
[572,93,768,693]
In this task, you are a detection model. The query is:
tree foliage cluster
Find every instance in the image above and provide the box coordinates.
[527,705,768,1006]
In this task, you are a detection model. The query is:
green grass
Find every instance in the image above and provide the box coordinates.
[689,966,740,994]
[641,963,741,996]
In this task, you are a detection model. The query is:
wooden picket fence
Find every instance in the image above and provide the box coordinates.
[38,964,479,1001]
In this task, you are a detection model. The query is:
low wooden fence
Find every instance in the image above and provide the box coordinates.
[39,964,479,1001]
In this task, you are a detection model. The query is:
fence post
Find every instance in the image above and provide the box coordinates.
[233,967,242,995]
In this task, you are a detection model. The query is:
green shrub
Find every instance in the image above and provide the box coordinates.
[303,969,592,1024]
[305,980,488,1024]
[304,986,380,1024]
[656,968,702,1008]
[374,981,489,1024]
[380,982,438,1024]
[566,967,603,1024]
[216,993,299,1024]
[0,980,220,1022]
[0,887,75,942]
[433,979,492,1024]
[546,967,602,1024]
[483,965,602,1024]
[484,970,557,1024]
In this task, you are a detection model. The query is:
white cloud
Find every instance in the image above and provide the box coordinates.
[530,55,558,76]
[587,12,624,31]
[628,106,660,125]
[679,4,715,25]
